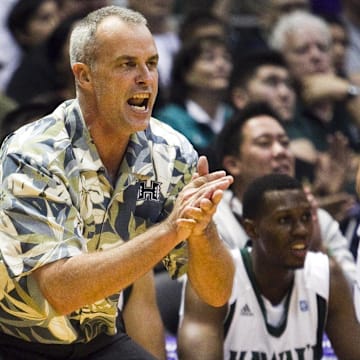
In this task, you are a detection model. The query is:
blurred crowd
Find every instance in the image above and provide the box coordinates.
[1,0,360,358]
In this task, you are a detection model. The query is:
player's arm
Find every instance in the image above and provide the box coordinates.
[325,257,360,359]
[177,280,227,360]
[123,270,166,360]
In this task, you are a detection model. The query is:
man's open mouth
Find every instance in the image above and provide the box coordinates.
[128,93,150,111]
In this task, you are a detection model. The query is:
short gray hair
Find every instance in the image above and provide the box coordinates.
[269,10,331,51]
[69,6,147,68]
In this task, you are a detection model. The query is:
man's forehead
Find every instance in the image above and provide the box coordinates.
[263,189,308,208]
[256,65,289,77]
[244,116,285,136]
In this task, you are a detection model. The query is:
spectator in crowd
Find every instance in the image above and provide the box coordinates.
[228,50,295,124]
[269,10,360,219]
[0,6,234,359]
[1,0,110,93]
[6,12,84,105]
[155,35,233,171]
[5,0,61,103]
[178,173,360,360]
[212,102,356,281]
[269,10,360,146]
[6,0,60,53]
[127,0,180,97]
[227,49,356,221]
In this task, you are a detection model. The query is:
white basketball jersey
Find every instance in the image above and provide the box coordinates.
[224,249,329,360]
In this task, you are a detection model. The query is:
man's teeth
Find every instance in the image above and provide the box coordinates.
[292,243,305,250]
[128,94,149,110]
[131,104,146,110]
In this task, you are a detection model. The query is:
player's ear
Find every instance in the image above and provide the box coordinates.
[242,218,258,239]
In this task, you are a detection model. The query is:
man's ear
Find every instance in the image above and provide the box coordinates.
[72,63,92,90]
[222,155,242,176]
[231,87,249,110]
[242,218,258,240]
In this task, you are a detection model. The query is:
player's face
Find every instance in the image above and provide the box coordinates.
[255,188,313,269]
[239,117,295,185]
[88,17,159,136]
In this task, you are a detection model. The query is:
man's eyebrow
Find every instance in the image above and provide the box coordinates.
[114,54,159,62]
[114,55,136,62]
[149,54,159,61]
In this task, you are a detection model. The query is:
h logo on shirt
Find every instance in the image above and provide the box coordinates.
[137,180,161,201]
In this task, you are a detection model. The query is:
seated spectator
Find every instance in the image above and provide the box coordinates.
[269,10,360,213]
[155,36,233,170]
[6,12,84,105]
[7,0,60,53]
[4,0,60,85]
[178,172,360,359]
[5,0,61,103]
[269,10,360,151]
[227,49,356,221]
[212,102,356,282]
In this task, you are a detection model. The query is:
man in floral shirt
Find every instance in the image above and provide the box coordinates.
[0,6,234,359]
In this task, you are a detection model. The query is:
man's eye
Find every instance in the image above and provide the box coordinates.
[280,139,290,147]
[121,61,136,68]
[257,141,271,148]
[147,60,158,69]
[278,216,290,225]
[302,212,312,222]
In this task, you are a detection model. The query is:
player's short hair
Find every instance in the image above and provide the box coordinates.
[242,173,303,220]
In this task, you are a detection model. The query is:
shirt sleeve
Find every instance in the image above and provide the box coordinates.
[0,151,84,278]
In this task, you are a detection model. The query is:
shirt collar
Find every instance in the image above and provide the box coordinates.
[63,99,154,180]
[185,99,227,133]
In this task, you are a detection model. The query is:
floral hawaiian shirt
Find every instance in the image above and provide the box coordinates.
[0,99,197,344]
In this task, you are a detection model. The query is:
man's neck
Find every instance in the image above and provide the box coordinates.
[251,251,294,306]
